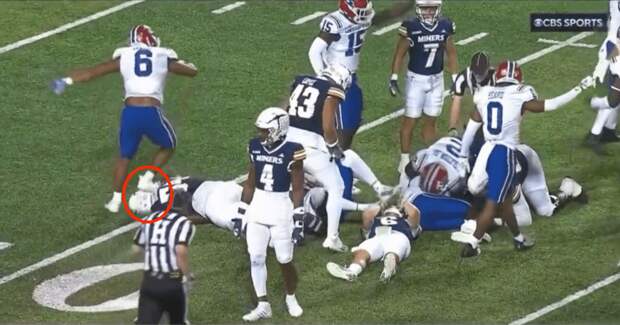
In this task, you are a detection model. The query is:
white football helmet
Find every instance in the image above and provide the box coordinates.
[383,206,404,219]
[255,107,289,147]
[415,0,442,26]
[128,190,156,214]
[321,63,353,90]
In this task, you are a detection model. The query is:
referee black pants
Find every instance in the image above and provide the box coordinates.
[136,273,188,325]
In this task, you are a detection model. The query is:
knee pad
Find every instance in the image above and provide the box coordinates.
[467,176,486,195]
[250,254,266,267]
[274,242,294,264]
[535,204,555,217]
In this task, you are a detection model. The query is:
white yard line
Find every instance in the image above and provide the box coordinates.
[372,22,402,36]
[0,0,144,55]
[455,32,488,45]
[0,32,595,287]
[0,242,13,251]
[0,224,138,286]
[212,1,246,15]
[537,38,596,49]
[291,11,327,25]
[508,272,620,325]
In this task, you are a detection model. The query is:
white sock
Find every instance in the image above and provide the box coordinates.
[348,263,363,275]
[250,260,268,298]
[591,109,612,135]
[399,153,410,171]
[605,109,619,129]
[514,233,525,242]
[326,189,343,238]
[112,192,121,202]
[286,294,297,303]
[341,198,360,211]
[341,149,379,186]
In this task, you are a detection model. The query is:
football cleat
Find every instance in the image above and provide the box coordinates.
[514,236,535,251]
[601,127,620,143]
[379,253,398,283]
[372,182,394,201]
[584,132,607,156]
[322,236,349,253]
[460,243,481,258]
[326,262,357,281]
[242,302,272,322]
[285,295,303,318]
[559,177,582,199]
[137,172,159,192]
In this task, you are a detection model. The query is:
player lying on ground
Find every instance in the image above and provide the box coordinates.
[457,60,594,258]
[326,203,420,283]
[51,25,198,213]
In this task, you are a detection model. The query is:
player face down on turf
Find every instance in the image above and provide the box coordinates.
[236,107,306,321]
[390,0,459,178]
[51,25,198,213]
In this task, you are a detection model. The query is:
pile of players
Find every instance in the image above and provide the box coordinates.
[51,0,619,322]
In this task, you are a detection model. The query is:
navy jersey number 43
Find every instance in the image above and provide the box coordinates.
[248,138,306,192]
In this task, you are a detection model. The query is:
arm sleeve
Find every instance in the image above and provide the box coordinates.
[293,144,306,161]
[112,48,124,59]
[309,37,328,75]
[460,119,483,157]
[398,21,408,37]
[543,87,581,112]
[448,19,456,35]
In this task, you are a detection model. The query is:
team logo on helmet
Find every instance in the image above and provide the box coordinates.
[420,162,449,195]
[339,0,374,24]
[129,25,160,47]
[495,60,523,84]
[255,107,290,147]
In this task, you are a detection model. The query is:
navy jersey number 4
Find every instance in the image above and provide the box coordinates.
[248,138,306,192]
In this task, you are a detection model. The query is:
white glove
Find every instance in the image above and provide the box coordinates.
[578,76,595,91]
[457,156,470,179]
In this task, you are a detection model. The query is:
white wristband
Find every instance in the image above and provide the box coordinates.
[391,73,398,81]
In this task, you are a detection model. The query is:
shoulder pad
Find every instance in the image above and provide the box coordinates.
[112,47,128,59]
[320,13,343,34]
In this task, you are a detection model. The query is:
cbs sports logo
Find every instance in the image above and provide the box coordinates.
[531,13,607,32]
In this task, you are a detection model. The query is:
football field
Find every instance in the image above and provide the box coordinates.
[1,1,619,324]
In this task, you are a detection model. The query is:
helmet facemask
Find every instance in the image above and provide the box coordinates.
[415,0,442,27]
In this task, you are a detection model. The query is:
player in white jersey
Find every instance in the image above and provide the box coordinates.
[457,60,594,257]
[308,0,374,149]
[51,25,198,213]
[588,1,620,153]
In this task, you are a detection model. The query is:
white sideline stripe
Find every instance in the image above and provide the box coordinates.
[359,32,595,130]
[212,1,246,15]
[0,242,13,251]
[372,22,402,36]
[0,31,594,287]
[537,38,597,49]
[0,0,145,55]
[508,272,620,325]
[291,11,327,25]
[517,32,593,65]
[0,223,138,286]
[455,32,488,45]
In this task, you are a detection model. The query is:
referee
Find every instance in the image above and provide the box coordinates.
[133,209,197,325]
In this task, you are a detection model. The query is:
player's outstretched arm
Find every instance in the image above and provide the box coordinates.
[51,59,119,95]
[389,35,409,96]
[169,60,198,77]
[523,76,594,113]
[448,94,463,132]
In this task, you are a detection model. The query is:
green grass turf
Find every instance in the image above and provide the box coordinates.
[0,1,618,324]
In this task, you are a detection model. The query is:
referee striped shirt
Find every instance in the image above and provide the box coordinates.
[134,211,196,273]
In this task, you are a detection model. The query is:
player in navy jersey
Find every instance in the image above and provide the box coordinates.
[389,0,458,179]
[236,107,305,322]
[326,205,419,283]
